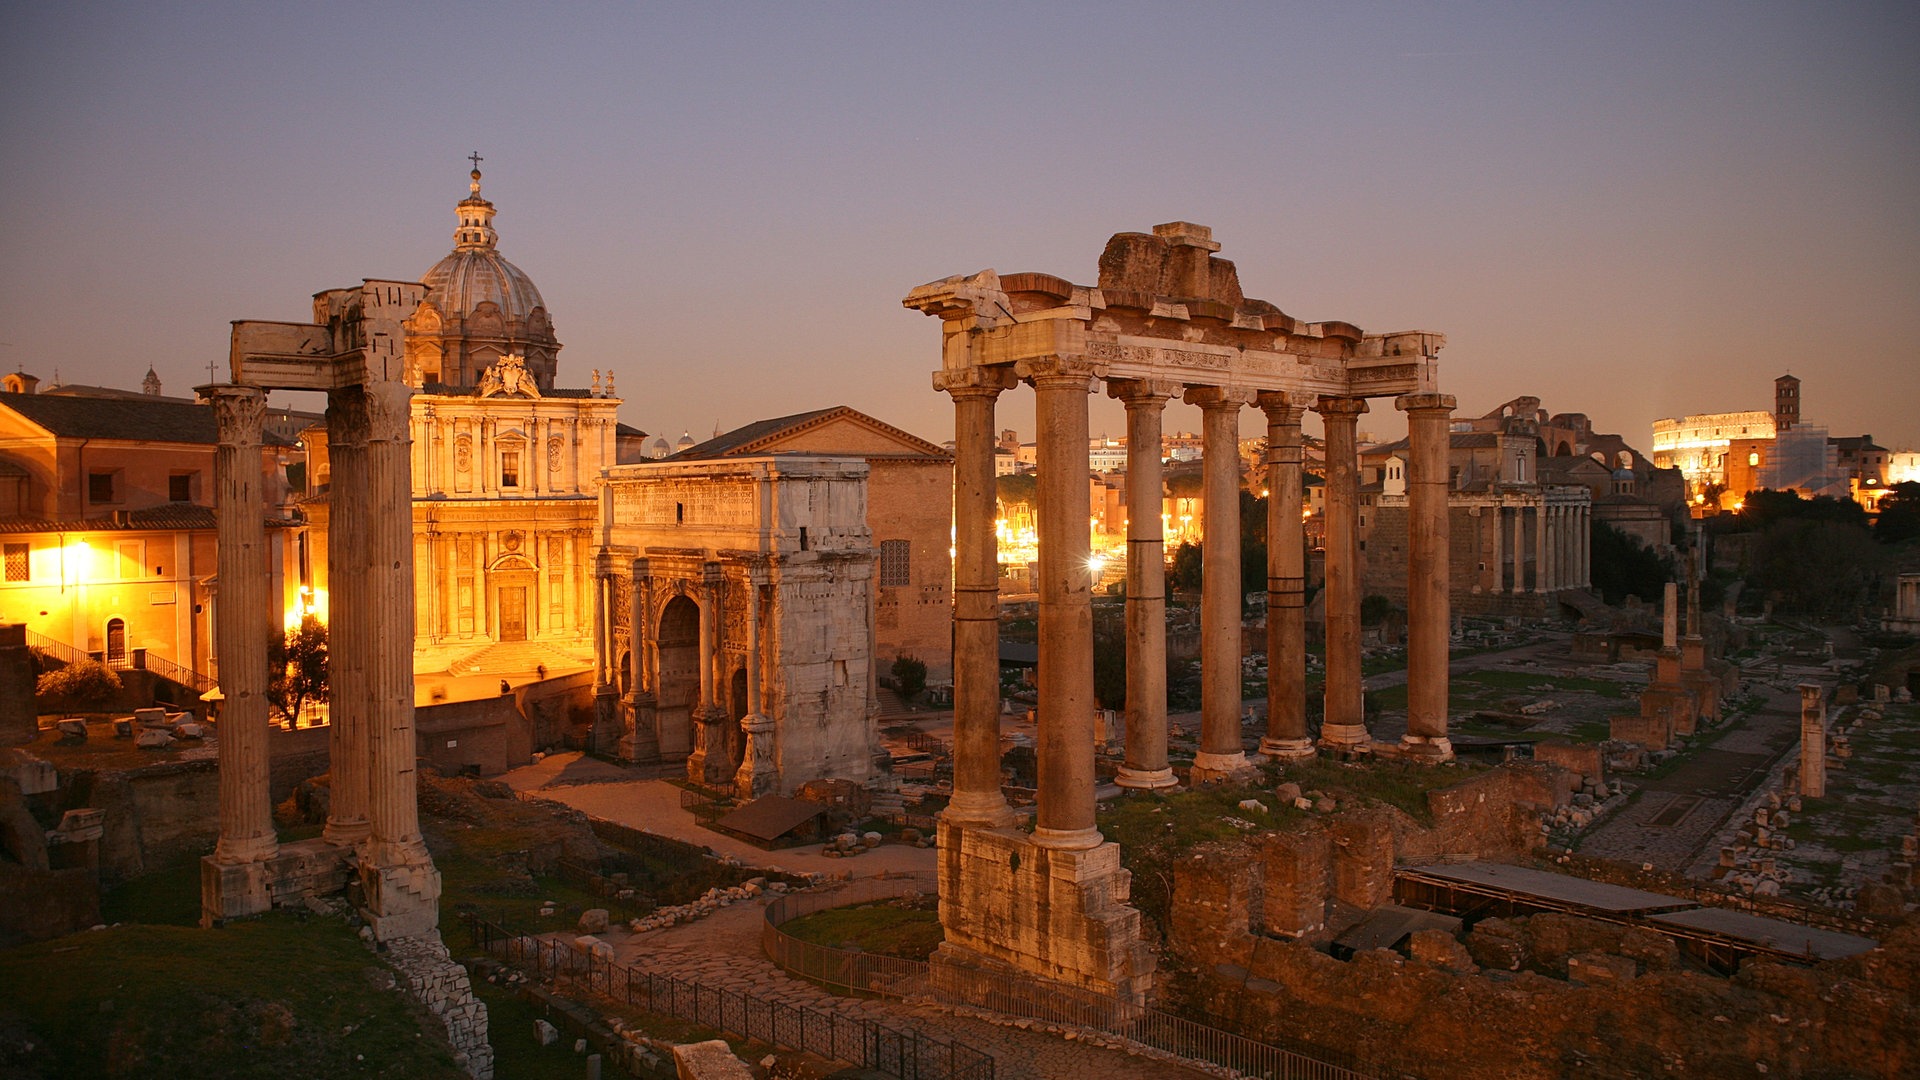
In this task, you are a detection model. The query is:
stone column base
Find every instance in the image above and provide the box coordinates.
[200,837,355,927]
[1398,734,1455,762]
[936,822,1155,1003]
[361,858,443,942]
[733,715,776,801]
[1113,766,1179,791]
[1317,724,1372,756]
[941,791,1018,830]
[1258,737,1317,761]
[619,694,660,764]
[1189,750,1257,785]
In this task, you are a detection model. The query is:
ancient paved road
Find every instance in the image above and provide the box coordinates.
[1577,674,1807,872]
[597,891,1213,1079]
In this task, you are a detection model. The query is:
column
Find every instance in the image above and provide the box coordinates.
[627,560,651,696]
[1398,393,1455,761]
[1026,359,1101,849]
[734,574,776,798]
[323,389,370,845]
[591,556,610,689]
[938,371,1018,826]
[1799,684,1826,798]
[1187,387,1251,780]
[1318,396,1369,751]
[1580,506,1591,588]
[361,380,433,876]
[1533,503,1550,593]
[1510,503,1525,594]
[208,385,278,864]
[1258,392,1314,760]
[1110,380,1180,788]
[1488,504,1503,594]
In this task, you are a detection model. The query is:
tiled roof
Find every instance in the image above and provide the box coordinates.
[0,504,297,534]
[671,406,949,461]
[1,393,294,446]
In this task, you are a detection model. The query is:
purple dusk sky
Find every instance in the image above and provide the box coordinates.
[2,3,1916,451]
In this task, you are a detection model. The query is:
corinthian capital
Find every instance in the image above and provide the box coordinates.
[364,380,415,443]
[203,385,268,445]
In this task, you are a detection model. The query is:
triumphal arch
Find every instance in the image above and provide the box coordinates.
[200,280,441,942]
[905,222,1453,1001]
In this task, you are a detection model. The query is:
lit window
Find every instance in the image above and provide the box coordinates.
[1748,452,1760,467]
[501,451,520,488]
[879,540,911,586]
[3,543,27,582]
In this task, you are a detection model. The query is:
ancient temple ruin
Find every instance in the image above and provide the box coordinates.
[905,222,1453,1001]
[200,281,441,942]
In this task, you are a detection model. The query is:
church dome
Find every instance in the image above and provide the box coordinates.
[407,160,561,390]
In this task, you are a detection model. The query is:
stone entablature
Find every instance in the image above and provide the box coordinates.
[594,457,879,798]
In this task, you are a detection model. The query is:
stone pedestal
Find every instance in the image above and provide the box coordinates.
[733,714,776,800]
[935,822,1155,1002]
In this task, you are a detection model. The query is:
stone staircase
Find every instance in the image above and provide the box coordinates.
[447,640,592,677]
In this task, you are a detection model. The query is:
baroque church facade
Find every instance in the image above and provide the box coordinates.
[302,166,624,677]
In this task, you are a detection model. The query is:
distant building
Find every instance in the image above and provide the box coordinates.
[0,384,300,686]
[666,406,955,683]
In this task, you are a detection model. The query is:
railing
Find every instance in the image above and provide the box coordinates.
[464,912,993,1080]
[25,630,216,694]
[762,874,1373,1080]
[142,650,216,694]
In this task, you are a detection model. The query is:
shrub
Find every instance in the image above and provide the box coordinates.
[890,654,927,701]
[37,658,122,712]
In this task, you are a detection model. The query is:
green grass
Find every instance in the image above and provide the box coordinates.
[102,852,204,926]
[1275,757,1487,822]
[780,897,944,961]
[0,915,465,1079]
[1455,669,1630,699]
[470,981,607,1080]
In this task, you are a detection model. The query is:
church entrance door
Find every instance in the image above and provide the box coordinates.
[499,587,527,642]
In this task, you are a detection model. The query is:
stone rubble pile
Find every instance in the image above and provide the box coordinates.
[627,877,786,933]
[1542,775,1628,837]
[820,831,887,858]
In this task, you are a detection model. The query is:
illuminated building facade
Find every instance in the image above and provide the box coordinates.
[0,383,299,684]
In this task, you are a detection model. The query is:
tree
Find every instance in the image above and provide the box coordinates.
[1092,620,1127,711]
[1874,481,1920,543]
[1169,541,1203,591]
[890,654,927,701]
[269,614,330,725]
[1589,520,1672,606]
[36,658,122,713]
[1752,519,1882,618]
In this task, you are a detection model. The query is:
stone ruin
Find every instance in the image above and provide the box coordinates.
[905,222,1452,1001]
[202,281,490,1078]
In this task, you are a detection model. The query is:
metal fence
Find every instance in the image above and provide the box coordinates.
[762,874,1374,1080]
[464,913,993,1080]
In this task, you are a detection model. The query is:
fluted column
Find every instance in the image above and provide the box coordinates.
[628,561,651,695]
[1398,393,1455,761]
[1317,396,1369,751]
[1025,359,1101,849]
[362,380,431,873]
[1187,386,1252,780]
[208,385,278,864]
[938,371,1018,827]
[1108,380,1179,790]
[322,389,371,846]
[1258,392,1314,760]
